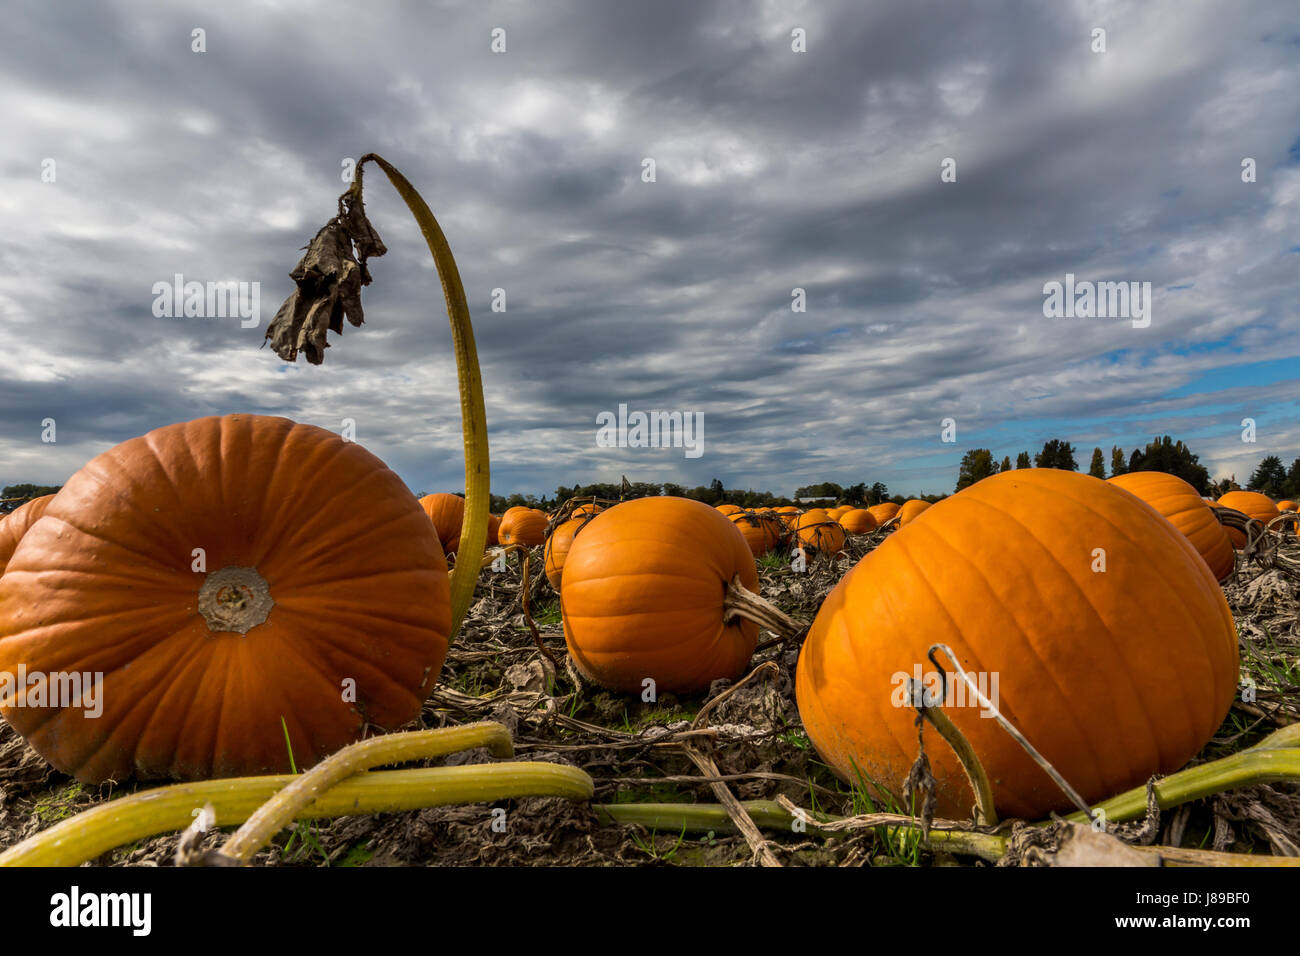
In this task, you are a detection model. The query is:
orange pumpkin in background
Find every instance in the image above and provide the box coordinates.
[571,503,603,519]
[0,494,58,575]
[1217,490,1281,549]
[419,493,464,554]
[716,503,742,516]
[838,508,878,535]
[729,511,783,557]
[1277,500,1297,512]
[1108,472,1235,582]
[499,507,548,548]
[796,469,1238,820]
[561,497,759,693]
[795,509,846,553]
[0,414,451,783]
[543,518,587,590]
[897,500,932,525]
[867,501,901,526]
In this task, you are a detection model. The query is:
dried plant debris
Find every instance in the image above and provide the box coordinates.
[264,185,387,365]
[0,531,1297,867]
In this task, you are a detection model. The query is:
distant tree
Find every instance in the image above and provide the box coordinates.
[708,478,725,504]
[956,449,998,491]
[1035,440,1078,471]
[1088,447,1106,478]
[1128,436,1211,494]
[1015,451,1031,469]
[1110,446,1127,477]
[845,482,867,506]
[1000,456,1012,473]
[1248,456,1287,497]
[0,484,62,515]
[660,482,686,498]
[794,482,844,501]
[1286,459,1300,499]
[866,482,889,505]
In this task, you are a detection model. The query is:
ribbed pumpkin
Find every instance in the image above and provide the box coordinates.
[543,518,587,590]
[867,502,901,525]
[0,414,451,783]
[716,504,742,516]
[795,509,846,553]
[561,497,759,692]
[1278,500,1297,512]
[838,508,878,535]
[0,495,58,575]
[1217,490,1280,549]
[1108,472,1235,582]
[796,469,1238,820]
[419,493,464,554]
[897,499,932,525]
[571,503,603,519]
[729,511,783,557]
[829,505,853,519]
[499,507,547,548]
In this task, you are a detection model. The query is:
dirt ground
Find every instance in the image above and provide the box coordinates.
[0,530,1296,867]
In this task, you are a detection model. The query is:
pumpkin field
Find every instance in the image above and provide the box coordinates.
[0,154,1297,870]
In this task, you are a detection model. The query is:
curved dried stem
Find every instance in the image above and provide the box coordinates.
[1216,507,1300,579]
[722,574,805,638]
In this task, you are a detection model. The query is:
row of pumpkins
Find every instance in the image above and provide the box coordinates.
[0,414,1290,821]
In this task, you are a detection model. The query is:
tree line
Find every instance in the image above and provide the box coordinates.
[955,436,1300,498]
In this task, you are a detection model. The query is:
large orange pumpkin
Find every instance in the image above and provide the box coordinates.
[867,502,901,525]
[543,518,587,590]
[796,469,1238,820]
[716,504,742,516]
[1217,490,1281,549]
[0,495,58,575]
[1108,472,1235,582]
[499,507,547,548]
[0,415,451,783]
[561,497,759,693]
[838,508,878,535]
[897,500,932,525]
[1278,500,1297,512]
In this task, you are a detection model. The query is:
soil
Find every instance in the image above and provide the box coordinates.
[0,529,1296,867]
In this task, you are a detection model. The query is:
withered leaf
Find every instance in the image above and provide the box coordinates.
[264,186,386,365]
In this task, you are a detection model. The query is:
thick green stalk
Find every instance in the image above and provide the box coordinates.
[359,154,489,639]
[219,723,512,863]
[1,762,593,867]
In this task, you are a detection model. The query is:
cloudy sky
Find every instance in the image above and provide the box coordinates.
[2,0,1298,499]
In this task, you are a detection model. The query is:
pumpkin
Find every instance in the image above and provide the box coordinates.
[0,414,451,783]
[795,509,846,553]
[796,469,1238,820]
[544,518,588,590]
[0,495,58,575]
[1278,500,1297,512]
[561,497,759,692]
[729,511,783,556]
[499,507,547,548]
[571,503,603,519]
[837,508,878,535]
[419,493,464,554]
[1108,472,1235,581]
[716,504,742,516]
[485,513,501,548]
[775,506,802,529]
[897,500,931,525]
[829,505,854,519]
[867,502,901,525]
[1216,490,1280,549]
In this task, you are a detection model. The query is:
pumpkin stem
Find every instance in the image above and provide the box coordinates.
[907,678,997,827]
[1214,507,1300,579]
[354,154,490,640]
[722,574,804,639]
[213,722,514,863]
[0,762,593,867]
